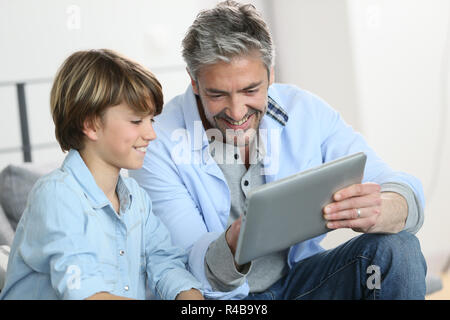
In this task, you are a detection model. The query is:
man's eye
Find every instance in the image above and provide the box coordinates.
[246,89,258,94]
[131,120,142,125]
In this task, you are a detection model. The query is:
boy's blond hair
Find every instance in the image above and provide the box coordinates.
[50,49,163,152]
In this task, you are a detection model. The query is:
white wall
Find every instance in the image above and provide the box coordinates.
[0,0,266,169]
[272,0,450,273]
[0,0,208,168]
[269,0,360,130]
[346,0,450,273]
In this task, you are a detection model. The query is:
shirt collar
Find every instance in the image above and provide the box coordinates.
[62,149,132,211]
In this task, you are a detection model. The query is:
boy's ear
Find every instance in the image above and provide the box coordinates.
[82,117,101,142]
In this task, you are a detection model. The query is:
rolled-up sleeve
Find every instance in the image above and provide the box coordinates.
[142,200,203,300]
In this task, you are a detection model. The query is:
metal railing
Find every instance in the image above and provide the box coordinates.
[0,78,53,162]
[0,64,186,163]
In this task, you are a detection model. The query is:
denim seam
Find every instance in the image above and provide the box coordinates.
[267,289,276,300]
[293,255,371,300]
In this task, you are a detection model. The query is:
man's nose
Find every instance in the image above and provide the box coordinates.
[227,96,247,121]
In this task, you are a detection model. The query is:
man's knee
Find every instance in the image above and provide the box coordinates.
[359,231,427,298]
[362,231,423,259]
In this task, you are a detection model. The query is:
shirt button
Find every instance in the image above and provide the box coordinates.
[244,180,249,187]
[119,250,125,256]
[124,285,129,291]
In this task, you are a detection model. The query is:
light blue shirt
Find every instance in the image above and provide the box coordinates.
[0,150,202,300]
[129,83,425,300]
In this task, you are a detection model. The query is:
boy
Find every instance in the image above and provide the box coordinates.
[0,49,204,300]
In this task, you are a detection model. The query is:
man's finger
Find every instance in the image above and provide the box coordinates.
[326,216,376,231]
[226,215,242,255]
[324,193,381,215]
[334,182,381,201]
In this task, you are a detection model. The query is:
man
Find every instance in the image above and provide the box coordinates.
[130,0,426,299]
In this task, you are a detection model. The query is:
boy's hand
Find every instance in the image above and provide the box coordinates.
[175,288,205,300]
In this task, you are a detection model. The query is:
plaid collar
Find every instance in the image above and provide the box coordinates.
[266,96,289,126]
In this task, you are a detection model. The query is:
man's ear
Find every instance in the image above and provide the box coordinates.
[82,116,101,142]
[187,68,199,95]
[269,66,275,86]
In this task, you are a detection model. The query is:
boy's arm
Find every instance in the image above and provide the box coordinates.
[142,190,204,300]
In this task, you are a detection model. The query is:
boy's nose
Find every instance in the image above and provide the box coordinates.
[143,121,157,142]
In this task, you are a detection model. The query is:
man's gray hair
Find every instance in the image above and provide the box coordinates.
[182,0,275,81]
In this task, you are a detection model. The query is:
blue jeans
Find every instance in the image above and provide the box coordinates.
[245,231,427,300]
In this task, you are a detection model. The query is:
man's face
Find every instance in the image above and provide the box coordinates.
[191,53,274,147]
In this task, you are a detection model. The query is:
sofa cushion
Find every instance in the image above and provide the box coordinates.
[0,165,42,230]
[0,204,14,246]
[0,245,10,291]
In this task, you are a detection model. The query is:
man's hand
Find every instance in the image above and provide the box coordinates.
[225,216,250,271]
[323,182,408,234]
[226,216,242,256]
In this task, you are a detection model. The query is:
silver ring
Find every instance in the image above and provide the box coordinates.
[356,208,361,219]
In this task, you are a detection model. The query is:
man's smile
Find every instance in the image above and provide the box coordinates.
[218,113,255,131]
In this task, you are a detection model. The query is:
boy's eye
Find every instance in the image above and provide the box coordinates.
[132,117,155,125]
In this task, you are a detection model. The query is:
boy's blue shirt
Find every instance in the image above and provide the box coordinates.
[0,149,202,300]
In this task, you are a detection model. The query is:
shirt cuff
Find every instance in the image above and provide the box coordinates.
[155,268,203,300]
[380,182,424,234]
[204,231,251,292]
[62,276,114,300]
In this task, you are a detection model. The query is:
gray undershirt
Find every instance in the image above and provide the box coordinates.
[205,139,289,293]
[204,140,424,293]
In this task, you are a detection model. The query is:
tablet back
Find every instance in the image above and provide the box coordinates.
[234,152,367,265]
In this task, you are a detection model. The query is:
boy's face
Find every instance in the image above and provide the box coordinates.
[94,102,156,170]
[191,52,274,147]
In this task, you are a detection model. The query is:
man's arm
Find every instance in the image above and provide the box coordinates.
[312,92,424,235]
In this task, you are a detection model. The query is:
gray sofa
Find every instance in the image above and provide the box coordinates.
[0,162,443,296]
[0,163,57,292]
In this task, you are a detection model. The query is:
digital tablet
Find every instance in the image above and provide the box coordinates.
[234,152,367,265]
